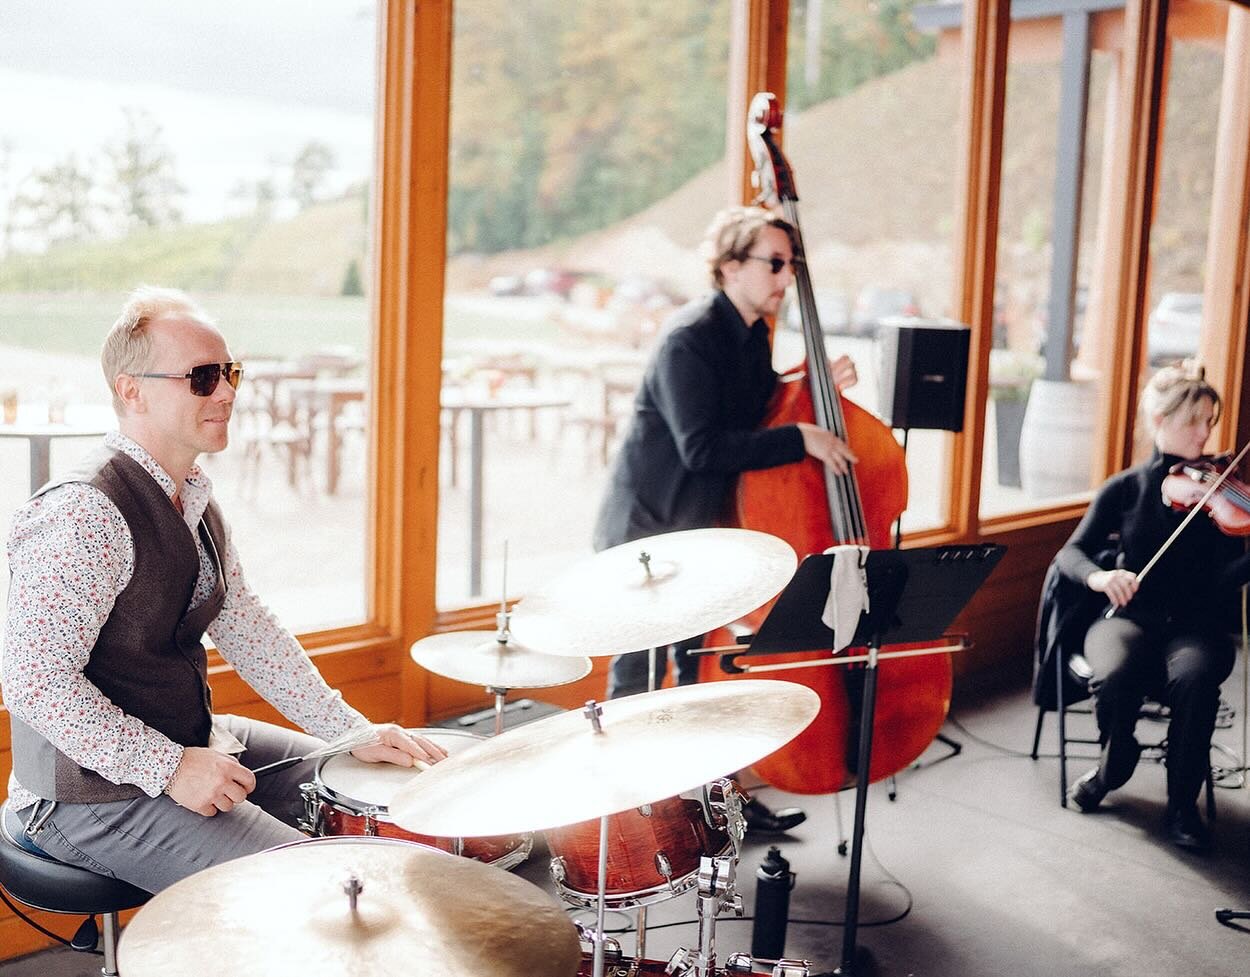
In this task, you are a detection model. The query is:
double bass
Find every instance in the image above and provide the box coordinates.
[699,93,951,794]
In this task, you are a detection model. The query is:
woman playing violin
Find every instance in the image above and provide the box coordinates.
[1060,363,1250,851]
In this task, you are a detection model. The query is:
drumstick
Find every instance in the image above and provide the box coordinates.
[253,743,436,779]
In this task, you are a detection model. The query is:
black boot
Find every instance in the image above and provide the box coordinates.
[1164,803,1211,854]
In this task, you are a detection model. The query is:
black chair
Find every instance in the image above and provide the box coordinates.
[1030,647,1217,817]
[0,801,150,976]
[1029,550,1220,815]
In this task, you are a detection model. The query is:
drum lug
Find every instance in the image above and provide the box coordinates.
[725,951,754,974]
[550,855,568,884]
[654,851,674,891]
[364,806,381,837]
[772,959,811,977]
[297,782,321,835]
[666,947,695,976]
[639,803,652,818]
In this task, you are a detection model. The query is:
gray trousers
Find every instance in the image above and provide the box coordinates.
[21,715,323,893]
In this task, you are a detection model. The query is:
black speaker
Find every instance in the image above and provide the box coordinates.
[876,320,970,432]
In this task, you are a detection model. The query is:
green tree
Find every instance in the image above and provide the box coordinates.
[785,0,935,111]
[341,258,364,296]
[290,141,337,210]
[105,107,185,229]
[15,153,98,244]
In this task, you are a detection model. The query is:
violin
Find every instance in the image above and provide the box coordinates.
[1162,453,1250,536]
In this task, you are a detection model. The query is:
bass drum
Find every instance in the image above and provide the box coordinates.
[300,726,532,871]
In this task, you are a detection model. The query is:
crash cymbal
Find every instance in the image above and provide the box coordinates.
[390,679,820,837]
[117,837,581,977]
[509,528,796,657]
[411,631,593,689]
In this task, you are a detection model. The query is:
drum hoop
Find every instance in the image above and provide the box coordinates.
[313,726,486,810]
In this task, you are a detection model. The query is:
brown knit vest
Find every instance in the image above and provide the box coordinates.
[9,448,228,803]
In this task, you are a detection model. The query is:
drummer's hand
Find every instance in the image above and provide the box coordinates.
[797,423,858,475]
[165,746,255,817]
[829,354,858,392]
[351,724,449,768]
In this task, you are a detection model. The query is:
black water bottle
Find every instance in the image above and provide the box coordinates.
[751,846,795,960]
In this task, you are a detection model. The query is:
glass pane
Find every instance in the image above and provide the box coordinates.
[439,1,730,605]
[783,0,954,536]
[1132,27,1224,461]
[980,28,1111,517]
[0,1,378,631]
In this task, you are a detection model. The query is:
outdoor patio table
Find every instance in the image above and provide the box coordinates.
[439,387,571,597]
[0,411,113,494]
[284,377,367,495]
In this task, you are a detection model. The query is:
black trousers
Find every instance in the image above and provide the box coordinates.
[1084,616,1234,809]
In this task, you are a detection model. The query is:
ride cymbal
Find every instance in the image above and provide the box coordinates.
[389,679,820,837]
[508,528,796,657]
[411,631,593,689]
[117,838,581,977]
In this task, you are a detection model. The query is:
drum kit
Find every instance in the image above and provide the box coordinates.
[118,529,819,977]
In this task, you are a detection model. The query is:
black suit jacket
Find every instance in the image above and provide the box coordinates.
[592,290,805,550]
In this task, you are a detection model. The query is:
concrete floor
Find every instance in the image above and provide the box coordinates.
[4,678,1250,977]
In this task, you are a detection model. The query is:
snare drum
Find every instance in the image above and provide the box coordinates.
[300,727,532,871]
[546,779,743,908]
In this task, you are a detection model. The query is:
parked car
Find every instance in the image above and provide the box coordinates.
[851,286,920,337]
[1147,291,1202,365]
[783,288,852,334]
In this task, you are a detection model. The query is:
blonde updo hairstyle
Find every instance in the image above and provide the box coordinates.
[1139,360,1221,437]
[101,286,213,413]
[701,206,798,289]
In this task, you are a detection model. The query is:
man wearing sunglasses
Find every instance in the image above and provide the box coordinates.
[592,206,857,835]
[2,286,447,893]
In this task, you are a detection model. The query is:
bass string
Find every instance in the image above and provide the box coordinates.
[783,199,867,544]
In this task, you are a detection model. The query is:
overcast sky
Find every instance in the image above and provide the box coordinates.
[1,2,379,223]
[0,0,378,114]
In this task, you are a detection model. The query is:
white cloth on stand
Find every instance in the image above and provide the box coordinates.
[821,544,871,652]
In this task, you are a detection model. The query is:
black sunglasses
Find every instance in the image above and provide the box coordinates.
[743,254,797,275]
[136,361,244,397]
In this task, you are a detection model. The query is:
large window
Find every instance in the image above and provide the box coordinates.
[0,0,378,631]
[1130,18,1225,460]
[979,14,1113,518]
[782,0,954,535]
[437,0,731,606]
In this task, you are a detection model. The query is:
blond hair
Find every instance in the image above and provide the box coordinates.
[1140,359,1221,436]
[101,286,213,413]
[700,206,797,288]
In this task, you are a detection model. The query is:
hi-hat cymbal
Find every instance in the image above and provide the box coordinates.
[390,680,820,837]
[508,528,797,657]
[411,631,593,689]
[117,838,581,977]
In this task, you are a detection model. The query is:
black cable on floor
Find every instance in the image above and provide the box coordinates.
[0,887,95,954]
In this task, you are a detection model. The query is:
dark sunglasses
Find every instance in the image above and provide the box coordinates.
[743,254,797,275]
[136,361,244,397]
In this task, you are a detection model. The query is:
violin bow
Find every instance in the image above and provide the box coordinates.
[1105,438,1250,619]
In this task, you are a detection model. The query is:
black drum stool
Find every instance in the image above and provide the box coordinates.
[0,800,149,976]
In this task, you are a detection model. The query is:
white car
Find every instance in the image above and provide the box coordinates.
[1147,291,1203,365]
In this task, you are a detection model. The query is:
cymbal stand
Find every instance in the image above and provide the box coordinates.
[666,851,743,977]
[489,546,513,736]
[485,685,510,736]
[582,700,612,977]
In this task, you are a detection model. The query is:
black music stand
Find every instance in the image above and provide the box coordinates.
[731,544,1005,977]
